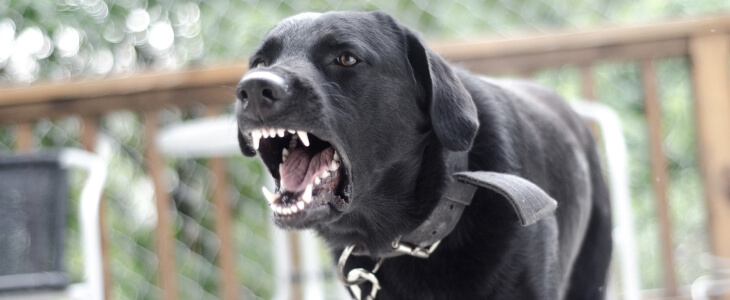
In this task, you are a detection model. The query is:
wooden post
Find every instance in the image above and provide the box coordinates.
[689,34,730,300]
[144,111,179,300]
[289,232,302,300]
[640,59,678,297]
[579,64,603,138]
[15,122,33,151]
[81,116,113,300]
[580,64,595,101]
[207,106,240,300]
[209,156,239,300]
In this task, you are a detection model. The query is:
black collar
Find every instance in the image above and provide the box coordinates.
[357,170,558,259]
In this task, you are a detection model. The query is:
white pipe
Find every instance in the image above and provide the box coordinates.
[571,100,641,300]
[298,230,325,300]
[156,115,241,158]
[268,179,293,300]
[692,275,730,300]
[60,148,108,300]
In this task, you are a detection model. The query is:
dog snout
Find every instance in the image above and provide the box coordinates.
[237,71,291,117]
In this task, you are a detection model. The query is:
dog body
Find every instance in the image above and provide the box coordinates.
[236,11,611,299]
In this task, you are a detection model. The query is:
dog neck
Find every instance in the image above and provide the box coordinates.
[338,149,558,298]
[347,149,558,259]
[352,150,473,258]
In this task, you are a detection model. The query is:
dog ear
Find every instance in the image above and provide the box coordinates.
[405,29,479,151]
[237,130,258,157]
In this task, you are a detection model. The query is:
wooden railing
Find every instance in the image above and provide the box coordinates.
[1,15,729,300]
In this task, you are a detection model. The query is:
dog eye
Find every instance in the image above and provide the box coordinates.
[336,54,358,67]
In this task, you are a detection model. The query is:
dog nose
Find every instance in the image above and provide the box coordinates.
[237,71,291,114]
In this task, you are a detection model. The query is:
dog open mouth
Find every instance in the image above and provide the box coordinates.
[249,128,350,227]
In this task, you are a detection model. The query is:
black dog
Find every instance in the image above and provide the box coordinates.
[235,11,611,299]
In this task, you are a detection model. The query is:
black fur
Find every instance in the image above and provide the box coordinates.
[236,11,611,299]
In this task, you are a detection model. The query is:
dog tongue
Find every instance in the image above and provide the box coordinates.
[281,147,334,193]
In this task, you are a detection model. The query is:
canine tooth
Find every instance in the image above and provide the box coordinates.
[282,148,289,157]
[251,130,262,150]
[302,184,313,203]
[322,170,331,178]
[333,151,340,162]
[297,201,305,210]
[297,131,310,147]
[262,128,270,138]
[314,177,321,185]
[288,129,296,134]
[269,128,277,137]
[261,186,280,204]
[291,205,298,213]
[330,160,339,171]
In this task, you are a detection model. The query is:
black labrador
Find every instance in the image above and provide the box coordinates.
[235,11,611,300]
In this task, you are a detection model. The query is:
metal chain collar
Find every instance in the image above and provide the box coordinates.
[338,245,384,300]
[337,237,442,300]
[390,236,441,259]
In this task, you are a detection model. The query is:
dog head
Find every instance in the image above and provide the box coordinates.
[236,11,478,252]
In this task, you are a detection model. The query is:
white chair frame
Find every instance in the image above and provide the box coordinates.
[0,148,107,300]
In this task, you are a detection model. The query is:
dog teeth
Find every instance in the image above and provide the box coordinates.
[330,160,339,171]
[302,184,313,203]
[251,130,262,150]
[314,177,321,185]
[321,170,330,178]
[252,128,317,148]
[282,148,289,161]
[297,131,310,147]
[333,151,340,162]
[261,186,280,204]
[291,205,298,213]
[297,201,305,210]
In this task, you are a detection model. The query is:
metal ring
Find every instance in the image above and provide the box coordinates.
[338,244,386,287]
[338,245,360,286]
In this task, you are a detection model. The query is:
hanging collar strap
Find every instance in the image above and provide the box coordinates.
[374,171,558,259]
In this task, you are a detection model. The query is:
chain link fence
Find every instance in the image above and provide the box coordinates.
[2,0,730,299]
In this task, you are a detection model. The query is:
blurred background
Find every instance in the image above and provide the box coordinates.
[1,0,730,299]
